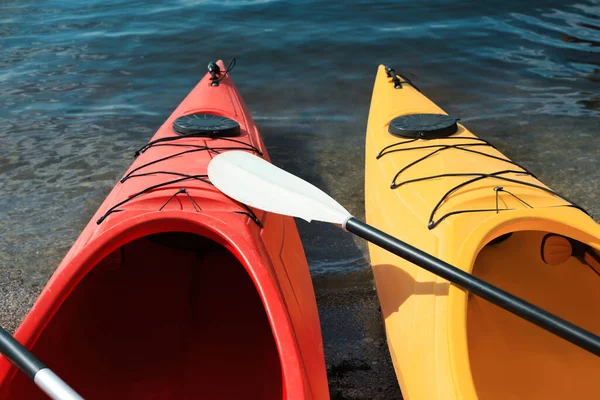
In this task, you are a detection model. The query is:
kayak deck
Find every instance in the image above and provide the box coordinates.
[5,233,281,399]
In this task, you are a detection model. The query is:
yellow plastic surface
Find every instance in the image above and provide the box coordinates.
[364,65,600,399]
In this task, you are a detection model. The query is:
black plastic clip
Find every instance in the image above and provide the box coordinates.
[385,66,403,89]
[208,62,221,87]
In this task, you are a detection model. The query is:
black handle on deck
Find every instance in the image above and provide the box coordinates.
[345,217,600,357]
[0,326,45,379]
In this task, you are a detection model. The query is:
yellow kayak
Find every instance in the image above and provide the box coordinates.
[364,65,600,399]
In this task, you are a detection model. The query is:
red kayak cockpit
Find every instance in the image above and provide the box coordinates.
[2,230,283,399]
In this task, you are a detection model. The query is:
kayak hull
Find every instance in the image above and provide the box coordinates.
[365,65,600,399]
[0,62,329,400]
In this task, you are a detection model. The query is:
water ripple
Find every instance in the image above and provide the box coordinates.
[0,0,599,287]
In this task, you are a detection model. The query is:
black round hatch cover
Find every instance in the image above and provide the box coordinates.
[172,113,240,137]
[388,113,458,139]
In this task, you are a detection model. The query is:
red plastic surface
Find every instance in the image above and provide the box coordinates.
[0,61,328,399]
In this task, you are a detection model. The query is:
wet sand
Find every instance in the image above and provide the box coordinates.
[314,272,403,399]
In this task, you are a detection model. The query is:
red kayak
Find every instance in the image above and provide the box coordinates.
[0,60,329,400]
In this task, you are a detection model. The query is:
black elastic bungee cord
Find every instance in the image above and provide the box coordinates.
[389,144,536,188]
[158,188,201,212]
[135,135,263,156]
[234,204,264,228]
[418,171,588,229]
[96,175,209,225]
[378,137,493,158]
[121,171,209,184]
[494,186,533,213]
[124,144,260,183]
[124,148,215,182]
[98,170,263,227]
[379,136,590,229]
[99,162,264,228]
[378,137,538,188]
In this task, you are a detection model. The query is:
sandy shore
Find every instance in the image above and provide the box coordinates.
[314,272,403,399]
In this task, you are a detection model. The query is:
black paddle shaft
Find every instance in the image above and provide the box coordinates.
[345,217,600,357]
[0,326,45,379]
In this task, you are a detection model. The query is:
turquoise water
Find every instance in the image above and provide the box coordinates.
[2,0,599,282]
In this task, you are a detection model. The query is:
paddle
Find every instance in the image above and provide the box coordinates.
[208,151,600,357]
[0,326,83,400]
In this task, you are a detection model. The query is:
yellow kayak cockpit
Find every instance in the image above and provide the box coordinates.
[469,229,600,399]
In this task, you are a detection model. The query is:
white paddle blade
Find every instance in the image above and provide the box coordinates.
[208,151,352,226]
